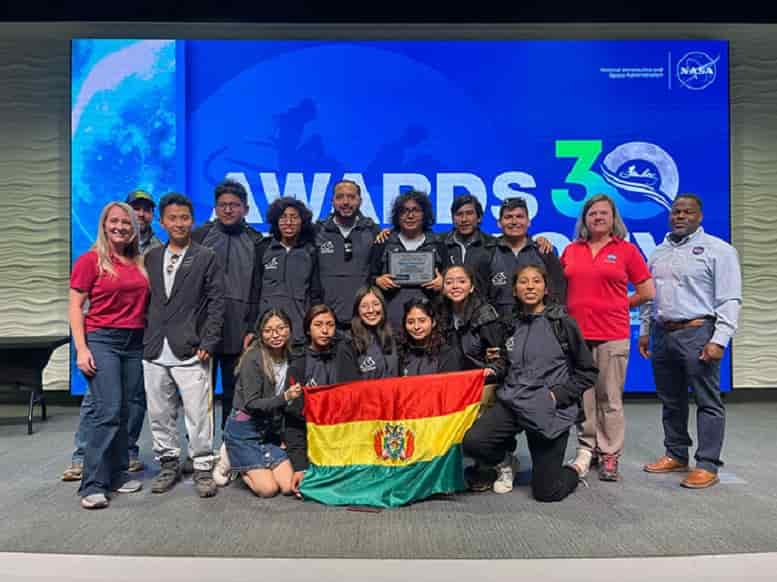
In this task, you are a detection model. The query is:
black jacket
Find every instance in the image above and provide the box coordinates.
[143,242,225,360]
[487,237,567,318]
[441,297,507,376]
[398,341,465,377]
[369,230,447,329]
[443,229,497,294]
[192,220,263,354]
[315,213,381,325]
[231,347,308,471]
[496,303,597,439]
[250,237,322,344]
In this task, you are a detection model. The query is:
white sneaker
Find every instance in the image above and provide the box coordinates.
[493,454,518,494]
[212,443,232,487]
[113,479,143,494]
[567,449,593,479]
[81,493,109,509]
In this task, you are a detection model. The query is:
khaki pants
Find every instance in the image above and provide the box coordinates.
[577,339,630,457]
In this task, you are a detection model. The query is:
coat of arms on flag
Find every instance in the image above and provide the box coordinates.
[299,369,486,508]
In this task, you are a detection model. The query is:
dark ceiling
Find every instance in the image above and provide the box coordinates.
[0,2,773,23]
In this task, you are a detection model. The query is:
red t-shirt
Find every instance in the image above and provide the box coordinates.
[561,238,651,341]
[70,250,149,333]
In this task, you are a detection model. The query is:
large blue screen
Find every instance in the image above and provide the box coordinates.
[71,39,731,395]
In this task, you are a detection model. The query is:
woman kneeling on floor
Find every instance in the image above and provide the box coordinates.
[462,264,598,502]
[219,308,304,497]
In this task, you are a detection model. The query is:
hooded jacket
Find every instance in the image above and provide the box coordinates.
[496,303,597,439]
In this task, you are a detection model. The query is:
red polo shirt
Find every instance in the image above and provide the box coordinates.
[561,238,651,341]
[70,251,149,333]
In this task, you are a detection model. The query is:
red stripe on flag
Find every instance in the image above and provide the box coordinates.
[303,369,485,426]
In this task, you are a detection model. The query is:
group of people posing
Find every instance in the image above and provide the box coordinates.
[65,178,742,510]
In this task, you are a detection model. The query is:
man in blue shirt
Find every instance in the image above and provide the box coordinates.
[639,194,742,489]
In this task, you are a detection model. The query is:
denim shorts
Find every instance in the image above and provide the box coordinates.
[223,411,288,471]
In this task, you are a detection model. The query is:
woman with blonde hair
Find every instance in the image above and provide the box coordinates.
[560,194,654,481]
[70,202,149,509]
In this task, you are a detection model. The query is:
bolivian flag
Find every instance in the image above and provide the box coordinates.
[299,369,485,508]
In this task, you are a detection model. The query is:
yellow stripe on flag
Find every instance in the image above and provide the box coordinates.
[307,402,480,467]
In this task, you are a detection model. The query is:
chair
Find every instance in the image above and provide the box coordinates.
[0,336,70,434]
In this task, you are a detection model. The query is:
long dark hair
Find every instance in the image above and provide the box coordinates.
[512,263,552,318]
[397,297,445,362]
[438,264,486,332]
[350,286,394,357]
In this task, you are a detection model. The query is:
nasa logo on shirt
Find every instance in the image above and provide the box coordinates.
[360,356,377,373]
[505,336,515,352]
[319,241,335,255]
[606,254,617,263]
[264,256,279,270]
[692,246,705,255]
[492,272,508,286]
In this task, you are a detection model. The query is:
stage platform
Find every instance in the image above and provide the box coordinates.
[1,400,775,565]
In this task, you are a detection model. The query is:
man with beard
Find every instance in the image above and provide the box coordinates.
[315,180,380,330]
[126,190,163,255]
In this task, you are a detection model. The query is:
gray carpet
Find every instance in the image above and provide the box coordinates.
[1,399,776,559]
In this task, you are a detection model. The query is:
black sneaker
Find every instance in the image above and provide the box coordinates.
[193,469,218,498]
[151,459,181,494]
[181,457,194,475]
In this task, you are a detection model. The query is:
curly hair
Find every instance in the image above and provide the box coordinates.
[267,197,316,243]
[390,190,434,232]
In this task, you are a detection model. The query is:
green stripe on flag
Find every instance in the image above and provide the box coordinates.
[299,446,465,508]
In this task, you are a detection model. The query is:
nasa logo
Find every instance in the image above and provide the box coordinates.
[606,254,617,263]
[677,51,719,90]
[692,246,705,255]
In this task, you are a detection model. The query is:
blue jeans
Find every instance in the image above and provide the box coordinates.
[78,328,144,497]
[72,367,146,464]
[651,320,725,474]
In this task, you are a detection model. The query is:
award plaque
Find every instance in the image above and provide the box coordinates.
[389,251,435,286]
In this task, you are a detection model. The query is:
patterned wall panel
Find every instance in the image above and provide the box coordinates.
[0,23,773,390]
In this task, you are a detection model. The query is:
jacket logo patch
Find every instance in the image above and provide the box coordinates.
[319,241,335,255]
[606,254,617,263]
[307,377,318,387]
[360,356,377,373]
[264,257,279,270]
[492,272,508,286]
[505,336,515,352]
[692,246,705,255]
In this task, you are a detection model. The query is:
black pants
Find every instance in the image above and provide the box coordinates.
[212,353,239,430]
[462,399,579,502]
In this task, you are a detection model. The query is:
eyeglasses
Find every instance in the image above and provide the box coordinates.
[399,206,422,217]
[262,325,290,336]
[166,253,181,274]
[216,202,243,211]
[278,216,301,225]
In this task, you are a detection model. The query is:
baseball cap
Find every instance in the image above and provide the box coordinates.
[126,190,156,207]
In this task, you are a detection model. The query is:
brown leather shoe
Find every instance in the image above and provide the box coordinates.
[643,455,689,473]
[681,468,719,489]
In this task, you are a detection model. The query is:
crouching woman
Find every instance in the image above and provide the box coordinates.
[222,309,304,497]
[462,264,598,502]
